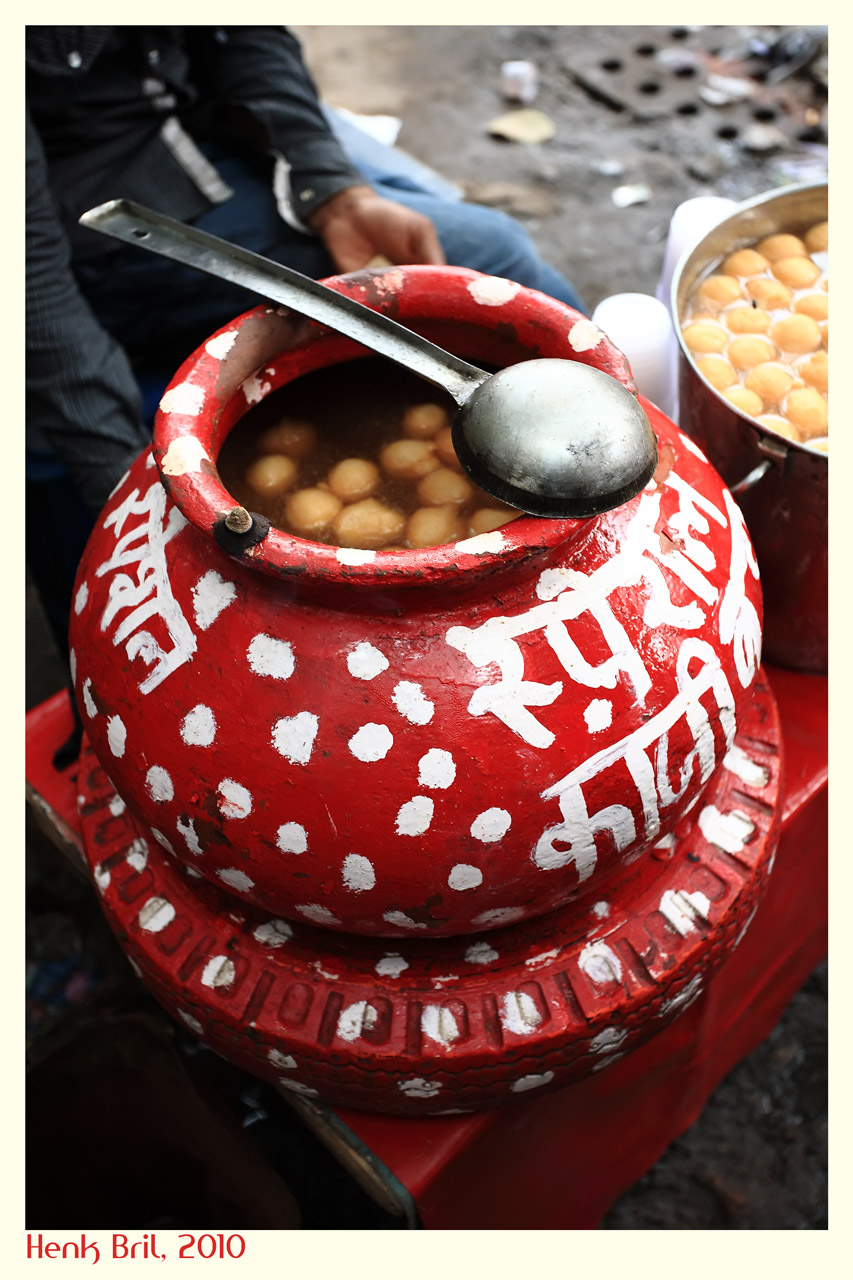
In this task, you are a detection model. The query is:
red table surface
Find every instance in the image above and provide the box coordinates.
[25,665,827,1230]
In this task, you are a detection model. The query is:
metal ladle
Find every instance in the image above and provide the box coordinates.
[79,199,657,519]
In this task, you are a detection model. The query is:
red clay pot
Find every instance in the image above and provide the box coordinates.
[69,266,763,941]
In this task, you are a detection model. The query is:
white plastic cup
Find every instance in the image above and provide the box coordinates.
[592,293,678,419]
[656,196,739,309]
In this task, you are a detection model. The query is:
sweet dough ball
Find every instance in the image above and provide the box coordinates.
[416,467,473,507]
[806,436,829,454]
[401,402,451,439]
[804,221,829,253]
[682,320,729,354]
[725,306,771,334]
[257,419,317,459]
[285,487,342,539]
[794,293,828,322]
[757,414,801,442]
[696,355,737,391]
[434,426,464,471]
[770,314,821,354]
[245,454,298,497]
[333,498,405,549]
[722,385,763,417]
[757,233,807,261]
[771,256,821,289]
[800,351,828,394]
[468,507,519,536]
[784,387,828,438]
[696,274,744,307]
[406,505,465,548]
[746,277,793,310]
[745,363,794,402]
[728,335,776,369]
[327,457,380,503]
[821,322,828,349]
[722,249,769,278]
[380,438,441,480]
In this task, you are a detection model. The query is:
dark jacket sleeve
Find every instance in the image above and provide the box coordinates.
[185,26,365,221]
[26,104,149,514]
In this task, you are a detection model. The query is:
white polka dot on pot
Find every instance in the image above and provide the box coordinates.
[472,906,525,927]
[398,1077,442,1098]
[267,1048,297,1069]
[271,712,319,764]
[470,807,511,843]
[396,796,433,836]
[447,863,483,891]
[295,903,340,926]
[176,816,202,855]
[217,779,252,819]
[138,897,175,933]
[200,955,236,988]
[511,1071,555,1093]
[464,941,498,964]
[383,910,427,931]
[125,837,148,872]
[342,853,376,892]
[347,723,393,762]
[568,319,604,353]
[82,679,97,719]
[253,919,293,947]
[392,681,434,725]
[216,867,255,893]
[346,641,389,680]
[276,822,307,854]
[247,633,295,680]
[181,704,217,746]
[375,954,409,977]
[467,277,520,306]
[191,570,236,631]
[93,863,111,894]
[417,749,456,789]
[106,715,127,757]
[145,766,174,803]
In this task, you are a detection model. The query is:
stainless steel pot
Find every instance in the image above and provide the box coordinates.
[671,181,827,673]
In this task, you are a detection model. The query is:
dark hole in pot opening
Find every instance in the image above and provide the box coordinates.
[717,125,739,139]
[674,64,698,77]
[670,27,690,39]
[677,102,700,115]
[752,106,778,121]
[638,81,662,95]
[601,58,623,72]
[635,44,656,56]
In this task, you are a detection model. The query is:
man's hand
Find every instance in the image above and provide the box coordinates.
[308,185,445,273]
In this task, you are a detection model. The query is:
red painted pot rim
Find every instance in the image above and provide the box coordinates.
[152,266,638,589]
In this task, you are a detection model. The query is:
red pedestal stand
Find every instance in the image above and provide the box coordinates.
[25,664,826,1229]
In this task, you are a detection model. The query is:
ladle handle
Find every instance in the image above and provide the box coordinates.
[79,199,488,407]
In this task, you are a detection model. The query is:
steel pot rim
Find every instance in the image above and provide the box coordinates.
[670,180,828,464]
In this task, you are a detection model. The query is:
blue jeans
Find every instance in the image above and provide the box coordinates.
[77,122,585,365]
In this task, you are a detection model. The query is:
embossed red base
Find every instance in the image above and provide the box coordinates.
[76,672,781,1115]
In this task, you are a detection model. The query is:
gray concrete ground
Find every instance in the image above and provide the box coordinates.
[26,24,827,1229]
